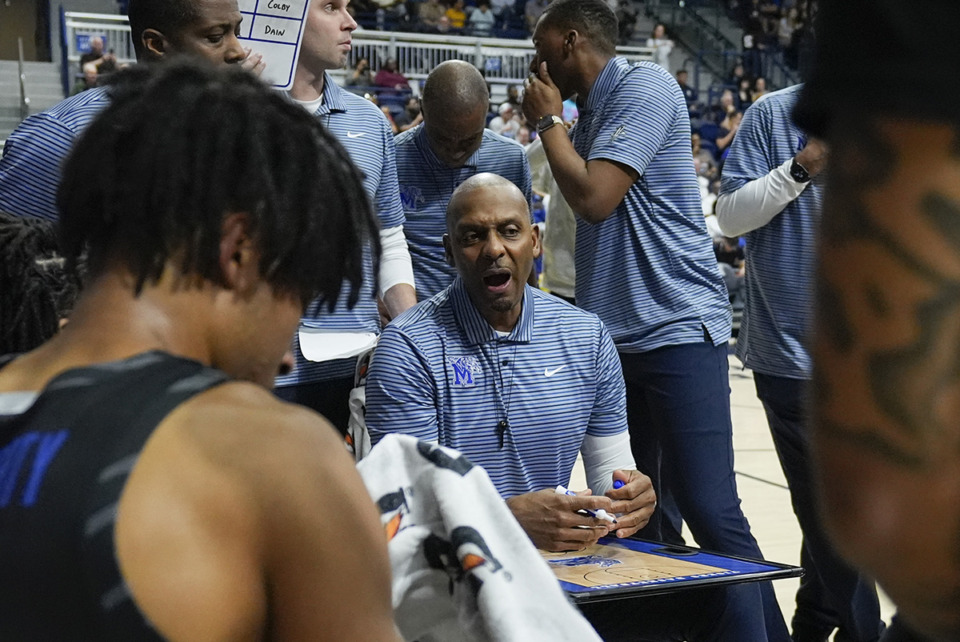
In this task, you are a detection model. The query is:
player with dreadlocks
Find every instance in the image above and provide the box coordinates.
[0,213,81,359]
[0,62,400,641]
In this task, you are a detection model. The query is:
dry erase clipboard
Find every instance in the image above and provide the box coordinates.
[542,537,803,604]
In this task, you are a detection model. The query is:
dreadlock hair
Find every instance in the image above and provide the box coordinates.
[0,212,82,356]
[127,0,199,60]
[540,0,619,58]
[57,61,378,313]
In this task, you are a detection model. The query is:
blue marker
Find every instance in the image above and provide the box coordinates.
[612,480,625,490]
[555,485,617,524]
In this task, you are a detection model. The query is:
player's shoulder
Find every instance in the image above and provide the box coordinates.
[168,380,346,467]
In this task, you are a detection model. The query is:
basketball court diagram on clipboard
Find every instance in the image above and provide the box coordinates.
[238,0,310,90]
[541,538,802,602]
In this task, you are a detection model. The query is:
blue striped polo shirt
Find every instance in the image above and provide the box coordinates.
[0,87,111,221]
[571,57,731,352]
[395,125,532,301]
[720,85,822,379]
[275,75,406,386]
[365,278,627,498]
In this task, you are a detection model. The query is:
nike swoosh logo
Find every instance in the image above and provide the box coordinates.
[347,131,365,138]
[544,365,567,377]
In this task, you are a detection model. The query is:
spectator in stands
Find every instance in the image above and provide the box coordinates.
[505,83,522,110]
[751,75,768,102]
[394,60,531,301]
[489,0,515,32]
[78,36,116,75]
[0,212,81,360]
[71,62,100,95]
[445,0,467,30]
[524,0,549,34]
[727,60,746,87]
[0,0,266,221]
[645,23,674,73]
[282,0,417,433]
[487,101,522,139]
[374,57,411,90]
[344,56,374,86]
[676,68,698,107]
[737,76,754,109]
[467,1,496,36]
[417,0,445,31]
[612,0,638,44]
[691,132,717,178]
[393,95,422,132]
[0,60,399,642]
[716,109,743,156]
[522,0,789,637]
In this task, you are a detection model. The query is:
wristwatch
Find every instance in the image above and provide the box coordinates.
[536,114,563,134]
[789,158,811,183]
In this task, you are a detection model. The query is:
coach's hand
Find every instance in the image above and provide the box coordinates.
[241,47,266,78]
[506,488,613,552]
[604,470,657,539]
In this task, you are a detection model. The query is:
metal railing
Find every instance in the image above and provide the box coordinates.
[17,37,30,122]
[335,30,652,90]
[61,11,653,96]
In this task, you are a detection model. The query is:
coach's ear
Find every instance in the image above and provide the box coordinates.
[219,213,258,293]
[442,233,456,268]
[140,29,169,62]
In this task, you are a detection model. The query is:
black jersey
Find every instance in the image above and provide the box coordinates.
[0,351,228,640]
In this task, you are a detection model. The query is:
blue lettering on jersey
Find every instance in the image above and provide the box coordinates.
[0,430,69,508]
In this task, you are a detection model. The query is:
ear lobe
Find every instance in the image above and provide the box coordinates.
[442,234,456,268]
[141,28,168,61]
[219,213,256,292]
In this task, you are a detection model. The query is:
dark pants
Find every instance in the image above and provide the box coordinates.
[754,373,883,642]
[619,340,790,642]
[274,375,354,436]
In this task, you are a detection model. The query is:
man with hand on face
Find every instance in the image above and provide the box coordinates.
[0,62,398,641]
[365,173,653,552]
[395,60,532,301]
[277,0,417,433]
[521,0,788,639]
[0,0,266,221]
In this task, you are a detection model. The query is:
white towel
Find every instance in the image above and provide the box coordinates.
[357,434,602,642]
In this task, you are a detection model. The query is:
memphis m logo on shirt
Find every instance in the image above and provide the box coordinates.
[449,356,482,387]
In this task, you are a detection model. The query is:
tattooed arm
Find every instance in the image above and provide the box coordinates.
[813,114,960,641]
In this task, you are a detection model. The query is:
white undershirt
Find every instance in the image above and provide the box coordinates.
[580,431,636,495]
[715,158,810,237]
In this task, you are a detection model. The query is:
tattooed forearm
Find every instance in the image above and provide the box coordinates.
[815,117,960,468]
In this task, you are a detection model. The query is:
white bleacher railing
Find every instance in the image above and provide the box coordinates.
[62,11,653,96]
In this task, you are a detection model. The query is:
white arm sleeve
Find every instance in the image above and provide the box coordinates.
[377,224,416,298]
[715,158,810,237]
[581,431,636,496]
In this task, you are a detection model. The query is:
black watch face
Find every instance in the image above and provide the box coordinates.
[791,161,810,182]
